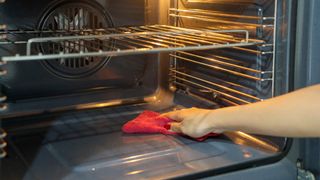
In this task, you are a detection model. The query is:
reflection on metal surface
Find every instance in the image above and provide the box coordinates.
[224,131,279,152]
[243,151,253,158]
[126,170,144,175]
[75,148,179,172]
[75,97,149,110]
[4,97,286,179]
[76,100,123,109]
[185,0,256,4]
[144,95,158,102]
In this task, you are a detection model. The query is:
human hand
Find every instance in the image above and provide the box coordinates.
[162,107,223,138]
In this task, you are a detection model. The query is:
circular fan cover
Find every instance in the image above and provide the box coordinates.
[38,0,114,79]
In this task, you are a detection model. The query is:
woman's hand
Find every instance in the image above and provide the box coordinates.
[162,108,223,138]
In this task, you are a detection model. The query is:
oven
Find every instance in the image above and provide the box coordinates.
[0,0,318,179]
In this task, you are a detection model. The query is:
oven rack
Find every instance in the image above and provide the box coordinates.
[0,25,259,62]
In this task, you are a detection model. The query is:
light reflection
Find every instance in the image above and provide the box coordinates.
[126,170,144,175]
[144,95,158,102]
[76,100,122,109]
[225,131,279,152]
[243,151,252,158]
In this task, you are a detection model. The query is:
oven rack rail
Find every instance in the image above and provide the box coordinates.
[169,8,275,29]
[0,0,7,159]
[0,128,7,158]
[169,50,272,105]
[170,51,273,82]
[178,0,261,4]
[0,25,259,62]
[169,3,276,105]
[170,69,262,105]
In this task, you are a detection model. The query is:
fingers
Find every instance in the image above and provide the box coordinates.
[161,108,196,121]
[161,110,184,122]
[169,122,182,133]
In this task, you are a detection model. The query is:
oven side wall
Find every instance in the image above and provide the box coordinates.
[290,0,320,178]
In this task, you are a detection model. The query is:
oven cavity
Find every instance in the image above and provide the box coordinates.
[37,0,114,79]
[0,0,275,111]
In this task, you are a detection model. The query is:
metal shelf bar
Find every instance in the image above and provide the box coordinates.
[169,53,271,81]
[169,8,274,28]
[171,69,261,101]
[169,8,271,20]
[176,51,264,74]
[172,75,251,104]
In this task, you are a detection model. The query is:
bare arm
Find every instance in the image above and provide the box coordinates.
[163,84,320,138]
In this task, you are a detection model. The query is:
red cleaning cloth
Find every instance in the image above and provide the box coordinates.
[122,110,220,141]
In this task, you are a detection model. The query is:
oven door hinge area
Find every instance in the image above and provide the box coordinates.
[297,161,316,180]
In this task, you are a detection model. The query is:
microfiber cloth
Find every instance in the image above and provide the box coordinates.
[122,110,220,141]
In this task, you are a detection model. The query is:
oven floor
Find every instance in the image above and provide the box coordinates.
[2,95,280,180]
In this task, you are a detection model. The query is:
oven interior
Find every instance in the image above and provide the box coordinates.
[0,0,291,179]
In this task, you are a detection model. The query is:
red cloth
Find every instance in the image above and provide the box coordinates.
[122,110,219,141]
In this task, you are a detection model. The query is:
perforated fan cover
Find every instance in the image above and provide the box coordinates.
[38,1,114,79]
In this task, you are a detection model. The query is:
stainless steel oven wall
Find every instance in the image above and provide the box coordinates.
[168,0,276,106]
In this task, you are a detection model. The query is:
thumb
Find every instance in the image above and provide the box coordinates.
[169,122,183,133]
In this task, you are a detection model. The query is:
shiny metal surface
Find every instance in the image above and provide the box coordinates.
[0,0,7,159]
[2,98,282,180]
[170,0,275,106]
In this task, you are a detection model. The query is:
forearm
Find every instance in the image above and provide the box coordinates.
[210,85,320,137]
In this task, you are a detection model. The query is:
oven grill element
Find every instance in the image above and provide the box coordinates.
[0,0,7,159]
[37,1,114,79]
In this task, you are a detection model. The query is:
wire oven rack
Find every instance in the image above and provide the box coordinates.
[0,25,258,62]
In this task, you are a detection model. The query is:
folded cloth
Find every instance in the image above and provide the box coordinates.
[122,110,219,141]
